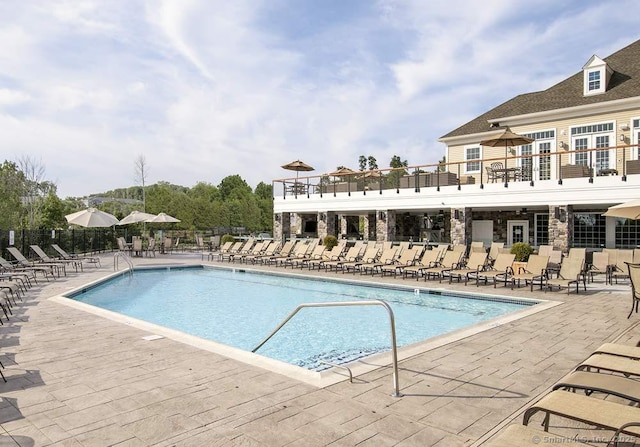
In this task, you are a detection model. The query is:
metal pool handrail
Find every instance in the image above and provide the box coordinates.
[113,252,133,274]
[252,299,403,397]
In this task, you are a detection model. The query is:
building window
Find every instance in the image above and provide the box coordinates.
[534,213,548,246]
[465,146,480,173]
[573,213,606,248]
[615,218,640,249]
[588,70,600,91]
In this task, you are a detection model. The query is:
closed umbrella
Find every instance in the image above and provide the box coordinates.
[603,199,640,219]
[65,208,119,228]
[480,128,534,187]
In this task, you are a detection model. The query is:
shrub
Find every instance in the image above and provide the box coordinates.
[323,235,338,250]
[221,234,235,244]
[510,242,533,262]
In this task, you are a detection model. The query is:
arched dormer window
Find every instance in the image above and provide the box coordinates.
[583,55,612,96]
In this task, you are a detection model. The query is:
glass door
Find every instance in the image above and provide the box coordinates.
[507,220,529,246]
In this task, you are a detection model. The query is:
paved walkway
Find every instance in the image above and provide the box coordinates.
[0,252,638,446]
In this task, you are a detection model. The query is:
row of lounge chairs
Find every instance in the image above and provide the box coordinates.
[485,341,640,446]
[0,245,101,325]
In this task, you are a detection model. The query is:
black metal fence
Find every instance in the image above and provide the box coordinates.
[0,228,179,262]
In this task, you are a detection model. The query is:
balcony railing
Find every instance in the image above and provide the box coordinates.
[273,144,640,199]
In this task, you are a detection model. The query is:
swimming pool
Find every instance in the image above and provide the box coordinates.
[66,266,538,371]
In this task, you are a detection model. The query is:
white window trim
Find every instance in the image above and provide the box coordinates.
[464,145,482,174]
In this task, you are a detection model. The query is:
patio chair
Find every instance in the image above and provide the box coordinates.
[482,424,591,447]
[534,256,586,294]
[420,250,464,282]
[307,241,347,270]
[219,241,243,262]
[340,247,380,274]
[243,241,280,264]
[322,244,365,272]
[626,262,640,318]
[503,254,549,290]
[487,242,504,265]
[360,247,397,275]
[523,390,640,440]
[295,244,326,269]
[485,162,502,183]
[576,353,640,377]
[443,251,488,285]
[470,241,485,253]
[51,243,101,267]
[552,370,640,405]
[470,253,515,287]
[236,241,266,264]
[261,241,295,265]
[7,247,64,278]
[0,256,49,282]
[30,245,76,273]
[611,249,634,283]
[587,251,609,283]
[379,246,421,277]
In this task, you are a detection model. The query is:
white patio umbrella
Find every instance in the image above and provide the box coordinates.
[603,199,640,219]
[118,210,157,225]
[65,208,119,228]
[146,212,181,223]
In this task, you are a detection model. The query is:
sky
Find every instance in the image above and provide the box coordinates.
[2,1,640,199]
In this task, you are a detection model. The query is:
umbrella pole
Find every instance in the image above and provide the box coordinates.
[504,144,509,188]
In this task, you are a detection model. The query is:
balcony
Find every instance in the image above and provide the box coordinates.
[273,144,640,211]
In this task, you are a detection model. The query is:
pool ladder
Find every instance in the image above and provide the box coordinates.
[252,300,402,397]
[113,251,134,275]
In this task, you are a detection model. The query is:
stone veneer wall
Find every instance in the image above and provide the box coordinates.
[273,212,291,243]
[450,208,472,246]
[374,210,396,242]
[548,205,571,252]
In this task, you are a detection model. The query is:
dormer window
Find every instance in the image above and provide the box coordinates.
[582,55,612,96]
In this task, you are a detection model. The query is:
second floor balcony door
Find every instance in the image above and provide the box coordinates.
[572,133,614,175]
[520,141,553,181]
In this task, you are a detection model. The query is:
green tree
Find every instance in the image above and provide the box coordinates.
[0,161,25,228]
[40,191,66,229]
[387,155,408,187]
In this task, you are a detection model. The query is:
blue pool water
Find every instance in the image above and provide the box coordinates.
[67,267,533,370]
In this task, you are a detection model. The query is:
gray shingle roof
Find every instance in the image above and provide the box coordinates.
[441,39,640,139]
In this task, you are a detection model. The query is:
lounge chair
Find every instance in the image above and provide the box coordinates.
[502,254,549,290]
[523,390,640,437]
[30,245,76,273]
[219,241,243,261]
[470,241,485,253]
[0,256,49,282]
[486,242,504,266]
[444,251,487,284]
[295,244,326,269]
[322,244,365,272]
[535,256,586,294]
[611,249,634,283]
[307,241,347,270]
[236,241,266,264]
[262,241,295,265]
[627,262,640,318]
[228,238,255,262]
[7,247,62,278]
[483,424,591,447]
[552,370,640,404]
[420,250,464,282]
[207,241,233,261]
[361,247,398,276]
[340,247,380,274]
[587,251,609,283]
[379,246,421,277]
[51,243,101,267]
[469,253,515,287]
[272,241,309,267]
[243,241,280,264]
[145,238,156,258]
[401,248,440,279]
[576,353,640,377]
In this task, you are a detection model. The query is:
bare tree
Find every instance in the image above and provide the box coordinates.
[134,154,149,212]
[17,155,50,229]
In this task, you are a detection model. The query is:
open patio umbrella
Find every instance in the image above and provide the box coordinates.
[146,212,181,223]
[281,159,314,181]
[65,208,119,228]
[329,166,357,181]
[480,127,534,186]
[603,199,640,219]
[118,210,157,225]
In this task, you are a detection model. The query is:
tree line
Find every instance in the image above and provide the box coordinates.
[0,158,274,234]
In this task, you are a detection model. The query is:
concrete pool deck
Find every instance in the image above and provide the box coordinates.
[0,251,638,446]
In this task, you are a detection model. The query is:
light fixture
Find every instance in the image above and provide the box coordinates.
[620,123,630,131]
[319,212,326,222]
[274,214,281,223]
[378,211,386,220]
[620,134,626,142]
[559,141,568,150]
[453,210,460,220]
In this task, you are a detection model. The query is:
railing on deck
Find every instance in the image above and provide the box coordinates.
[273,144,640,199]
